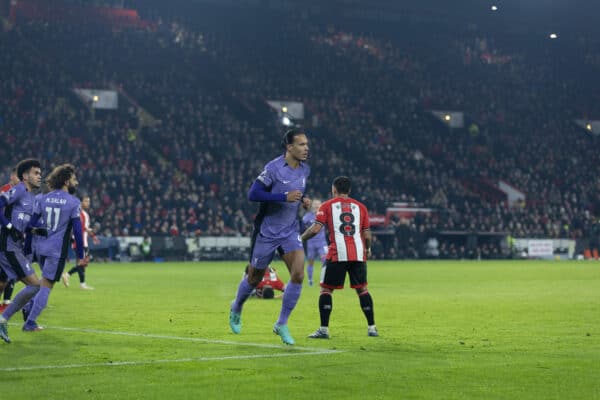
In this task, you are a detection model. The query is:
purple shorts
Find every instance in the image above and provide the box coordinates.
[250,232,304,270]
[0,250,36,281]
[306,244,327,261]
[38,256,67,283]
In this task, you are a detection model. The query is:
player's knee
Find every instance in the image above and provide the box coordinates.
[290,271,304,283]
[356,287,368,296]
[247,275,262,287]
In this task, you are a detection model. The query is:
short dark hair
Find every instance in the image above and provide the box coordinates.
[16,159,41,181]
[281,128,305,148]
[46,163,75,191]
[333,176,351,195]
[261,286,275,299]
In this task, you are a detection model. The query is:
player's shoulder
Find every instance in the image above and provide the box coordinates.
[264,155,285,170]
[3,182,24,199]
[34,192,46,205]
[67,193,82,207]
[350,197,368,210]
[12,182,25,194]
[318,198,336,212]
[321,198,335,207]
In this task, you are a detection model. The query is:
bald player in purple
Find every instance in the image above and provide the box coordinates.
[21,164,87,332]
[229,129,312,345]
[0,159,45,343]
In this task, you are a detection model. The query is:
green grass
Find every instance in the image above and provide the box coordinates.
[2,260,600,399]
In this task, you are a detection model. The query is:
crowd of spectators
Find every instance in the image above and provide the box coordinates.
[1,4,599,259]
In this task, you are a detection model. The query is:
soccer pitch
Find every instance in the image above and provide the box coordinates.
[2,260,600,399]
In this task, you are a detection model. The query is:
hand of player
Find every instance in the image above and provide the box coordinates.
[366,248,372,259]
[77,256,89,267]
[8,226,24,242]
[301,196,312,210]
[286,190,303,202]
[32,227,48,237]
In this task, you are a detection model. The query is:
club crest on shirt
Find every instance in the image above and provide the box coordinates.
[17,212,31,222]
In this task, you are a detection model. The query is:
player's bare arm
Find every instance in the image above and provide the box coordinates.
[363,228,372,258]
[301,222,323,242]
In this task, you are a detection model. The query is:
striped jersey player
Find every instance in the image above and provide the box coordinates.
[301,176,378,339]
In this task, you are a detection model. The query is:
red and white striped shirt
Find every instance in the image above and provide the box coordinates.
[315,196,370,262]
[81,209,91,247]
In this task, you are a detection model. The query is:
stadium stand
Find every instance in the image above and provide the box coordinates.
[1,1,599,259]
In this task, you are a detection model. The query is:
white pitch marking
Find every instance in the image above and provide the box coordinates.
[0,351,336,372]
[43,325,339,353]
[1,325,342,372]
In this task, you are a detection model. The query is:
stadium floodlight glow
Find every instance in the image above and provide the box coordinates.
[444,114,452,122]
[586,123,593,131]
[491,5,498,11]
[549,33,558,39]
[282,116,292,126]
[282,106,288,113]
[92,95,99,102]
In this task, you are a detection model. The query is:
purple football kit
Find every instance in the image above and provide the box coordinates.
[302,210,328,260]
[249,155,311,269]
[0,182,37,281]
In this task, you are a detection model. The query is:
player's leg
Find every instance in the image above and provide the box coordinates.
[308,260,345,339]
[308,287,333,339]
[24,257,64,331]
[229,235,274,334]
[305,257,315,286]
[231,236,274,313]
[79,266,93,290]
[0,252,40,343]
[319,247,327,280]
[63,263,79,287]
[350,262,377,337]
[273,238,305,345]
[0,272,7,312]
[232,264,268,311]
[3,280,15,305]
[0,269,8,330]
[79,248,93,289]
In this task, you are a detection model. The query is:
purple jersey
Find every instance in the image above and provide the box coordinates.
[302,211,327,247]
[34,190,81,259]
[31,193,46,255]
[255,155,310,239]
[0,182,36,251]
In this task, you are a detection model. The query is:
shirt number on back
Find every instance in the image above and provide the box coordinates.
[338,212,356,236]
[45,207,61,232]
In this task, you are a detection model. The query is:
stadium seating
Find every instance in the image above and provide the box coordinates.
[1,3,599,259]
